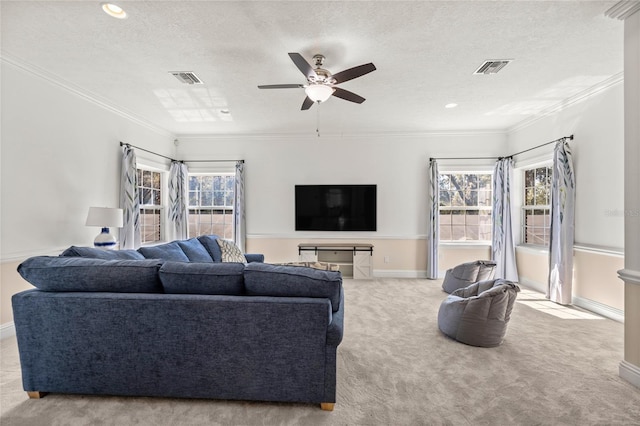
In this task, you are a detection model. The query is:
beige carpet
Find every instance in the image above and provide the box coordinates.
[2,278,640,425]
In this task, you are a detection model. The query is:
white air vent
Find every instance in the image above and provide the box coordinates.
[474,60,512,75]
[170,71,203,85]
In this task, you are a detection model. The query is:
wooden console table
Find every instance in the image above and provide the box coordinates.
[298,243,373,279]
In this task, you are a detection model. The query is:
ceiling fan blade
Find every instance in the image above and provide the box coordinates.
[332,87,366,104]
[289,53,316,79]
[332,63,376,84]
[258,84,304,89]
[301,96,315,110]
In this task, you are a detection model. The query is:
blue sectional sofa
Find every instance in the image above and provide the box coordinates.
[12,236,344,411]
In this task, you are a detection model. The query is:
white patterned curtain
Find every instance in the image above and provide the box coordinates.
[548,139,576,305]
[427,159,439,279]
[119,145,140,249]
[234,161,246,252]
[491,158,519,281]
[169,160,189,240]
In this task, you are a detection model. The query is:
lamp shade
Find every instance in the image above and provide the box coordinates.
[305,84,334,103]
[85,207,124,228]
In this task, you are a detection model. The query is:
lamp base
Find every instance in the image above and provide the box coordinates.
[94,227,117,249]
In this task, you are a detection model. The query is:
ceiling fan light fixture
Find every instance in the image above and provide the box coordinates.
[305,84,334,103]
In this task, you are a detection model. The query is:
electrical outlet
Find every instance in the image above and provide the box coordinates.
[384,256,390,263]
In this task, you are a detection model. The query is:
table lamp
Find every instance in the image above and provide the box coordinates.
[85,207,124,249]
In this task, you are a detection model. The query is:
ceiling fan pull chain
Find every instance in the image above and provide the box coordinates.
[316,103,321,138]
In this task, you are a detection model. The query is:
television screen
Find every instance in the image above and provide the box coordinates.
[295,185,377,231]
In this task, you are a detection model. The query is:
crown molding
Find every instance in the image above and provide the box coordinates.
[175,129,508,141]
[2,51,622,142]
[605,1,640,20]
[1,53,175,139]
[507,72,624,133]
[177,69,623,141]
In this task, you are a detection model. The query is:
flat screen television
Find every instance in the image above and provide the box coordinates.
[295,185,377,231]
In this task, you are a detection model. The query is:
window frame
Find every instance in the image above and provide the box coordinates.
[438,171,494,243]
[521,164,552,247]
[136,166,165,245]
[187,172,235,240]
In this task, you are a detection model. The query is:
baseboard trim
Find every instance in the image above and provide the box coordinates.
[572,296,624,323]
[517,277,547,294]
[373,270,427,279]
[0,322,16,340]
[620,360,640,389]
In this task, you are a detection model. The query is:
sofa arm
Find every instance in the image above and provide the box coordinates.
[244,254,264,263]
[326,290,344,347]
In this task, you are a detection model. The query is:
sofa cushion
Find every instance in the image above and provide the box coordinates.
[60,246,146,260]
[217,239,246,263]
[17,256,163,293]
[176,238,214,263]
[138,241,190,262]
[197,235,223,262]
[159,261,245,295]
[243,262,342,312]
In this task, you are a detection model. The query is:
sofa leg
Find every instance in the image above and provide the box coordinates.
[27,391,46,399]
[320,402,335,411]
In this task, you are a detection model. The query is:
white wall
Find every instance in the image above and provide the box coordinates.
[1,52,626,326]
[507,78,625,320]
[508,78,625,250]
[176,132,508,241]
[1,59,176,258]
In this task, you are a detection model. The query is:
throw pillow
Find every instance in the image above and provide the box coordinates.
[138,241,190,262]
[197,235,223,262]
[217,239,246,263]
[176,238,214,263]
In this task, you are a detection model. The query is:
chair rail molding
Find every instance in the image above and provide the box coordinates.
[618,268,640,286]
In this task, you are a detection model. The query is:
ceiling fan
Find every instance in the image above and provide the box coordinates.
[258,53,376,110]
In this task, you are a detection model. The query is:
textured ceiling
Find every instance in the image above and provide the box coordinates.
[0,1,624,137]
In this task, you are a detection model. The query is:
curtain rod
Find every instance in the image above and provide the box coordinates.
[119,142,244,163]
[182,159,244,163]
[429,135,574,162]
[429,156,501,161]
[508,134,573,159]
[120,141,174,161]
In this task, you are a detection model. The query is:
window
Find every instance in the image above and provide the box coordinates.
[188,174,235,240]
[137,169,163,244]
[522,166,552,246]
[439,173,492,242]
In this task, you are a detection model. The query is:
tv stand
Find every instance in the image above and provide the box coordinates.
[298,243,373,279]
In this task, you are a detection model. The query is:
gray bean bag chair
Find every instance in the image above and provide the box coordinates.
[437,279,520,347]
[441,260,497,294]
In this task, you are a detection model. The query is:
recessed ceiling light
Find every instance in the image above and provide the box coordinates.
[445,103,458,109]
[102,3,127,19]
